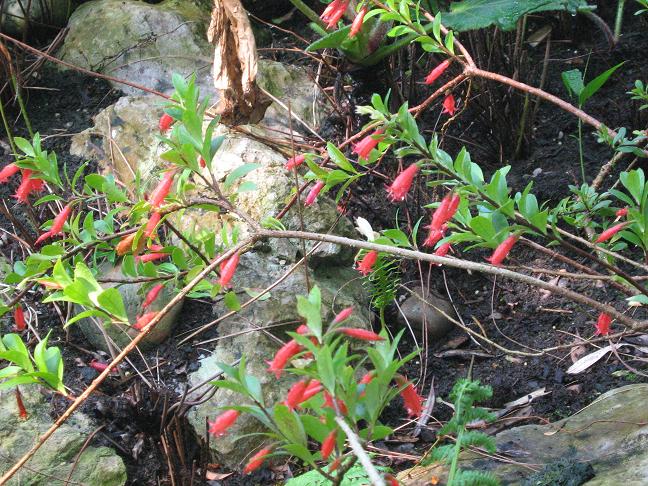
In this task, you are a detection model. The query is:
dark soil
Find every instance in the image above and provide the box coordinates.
[1,2,648,485]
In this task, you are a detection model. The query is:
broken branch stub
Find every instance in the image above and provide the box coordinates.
[209,0,270,124]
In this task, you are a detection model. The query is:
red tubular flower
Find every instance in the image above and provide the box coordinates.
[14,305,26,331]
[424,59,451,85]
[144,212,161,238]
[159,113,174,132]
[283,380,308,410]
[300,379,323,402]
[208,409,240,437]
[353,129,384,160]
[486,235,518,266]
[595,222,628,243]
[244,448,272,474]
[199,157,206,168]
[89,359,117,374]
[34,231,53,246]
[329,457,342,472]
[616,207,628,218]
[349,6,368,37]
[219,252,240,288]
[116,234,137,256]
[13,170,36,203]
[358,371,374,397]
[267,339,302,378]
[387,164,419,202]
[337,327,384,341]
[333,307,354,324]
[285,154,305,170]
[305,181,326,206]
[442,94,456,116]
[37,204,72,245]
[143,284,164,309]
[321,0,350,29]
[356,250,378,276]
[395,375,423,418]
[0,163,19,183]
[134,312,158,331]
[296,324,310,335]
[149,171,175,208]
[434,242,452,258]
[321,430,337,460]
[422,224,447,248]
[136,252,169,263]
[595,312,612,336]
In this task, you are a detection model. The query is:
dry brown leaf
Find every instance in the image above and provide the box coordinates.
[209,0,270,124]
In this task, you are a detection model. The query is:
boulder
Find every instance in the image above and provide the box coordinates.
[397,287,456,340]
[58,0,328,130]
[186,251,370,469]
[76,265,183,353]
[0,387,126,485]
[398,384,648,485]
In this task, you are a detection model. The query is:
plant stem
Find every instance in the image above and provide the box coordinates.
[447,429,463,485]
[578,117,585,183]
[289,0,326,28]
[11,74,33,138]
[615,0,626,42]
[334,416,385,486]
[0,96,17,153]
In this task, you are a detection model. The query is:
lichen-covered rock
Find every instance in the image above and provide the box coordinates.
[76,264,183,353]
[0,387,126,486]
[398,384,648,485]
[186,252,370,469]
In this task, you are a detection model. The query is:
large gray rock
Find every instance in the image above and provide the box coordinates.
[58,0,328,130]
[1,0,76,37]
[186,251,371,469]
[397,286,456,340]
[399,384,648,485]
[76,265,183,353]
[0,387,126,485]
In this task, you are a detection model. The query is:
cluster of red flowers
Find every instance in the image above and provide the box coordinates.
[0,163,46,204]
[424,192,460,248]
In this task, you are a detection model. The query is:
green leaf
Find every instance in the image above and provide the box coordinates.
[96,288,128,322]
[561,69,584,98]
[273,404,307,447]
[224,291,241,311]
[579,62,624,105]
[297,286,322,341]
[223,163,260,190]
[306,25,353,51]
[327,143,357,174]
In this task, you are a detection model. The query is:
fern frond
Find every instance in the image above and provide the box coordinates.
[363,255,400,310]
[460,430,497,453]
[453,469,501,486]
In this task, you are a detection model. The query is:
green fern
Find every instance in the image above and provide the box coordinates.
[423,379,500,486]
[363,255,400,311]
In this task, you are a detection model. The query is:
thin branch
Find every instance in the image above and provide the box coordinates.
[335,417,386,486]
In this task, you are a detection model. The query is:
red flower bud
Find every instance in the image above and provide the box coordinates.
[423,225,447,248]
[144,212,162,238]
[353,129,384,160]
[285,154,305,170]
[199,157,206,168]
[616,207,628,218]
[208,409,240,437]
[434,242,452,259]
[356,250,378,276]
[333,307,354,323]
[136,251,169,263]
[296,324,310,335]
[14,305,26,331]
[424,59,451,85]
[323,391,348,415]
[134,312,158,331]
[36,204,72,245]
[13,170,41,203]
[143,284,164,309]
[349,6,368,37]
[116,233,139,256]
[219,252,240,288]
[595,312,612,336]
[300,379,323,402]
[442,94,456,116]
[321,430,337,459]
[336,327,384,341]
[267,339,302,378]
[385,474,400,486]
[243,447,272,474]
[387,164,419,202]
[320,0,350,29]
[0,163,20,183]
[305,181,325,206]
[89,359,117,373]
[283,380,308,410]
[395,375,423,418]
[486,235,518,266]
[149,171,175,208]
[159,113,174,132]
[595,222,627,243]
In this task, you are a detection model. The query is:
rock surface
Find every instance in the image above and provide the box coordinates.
[186,251,370,469]
[59,0,327,130]
[76,265,182,353]
[398,384,648,485]
[397,287,456,340]
[0,387,126,485]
